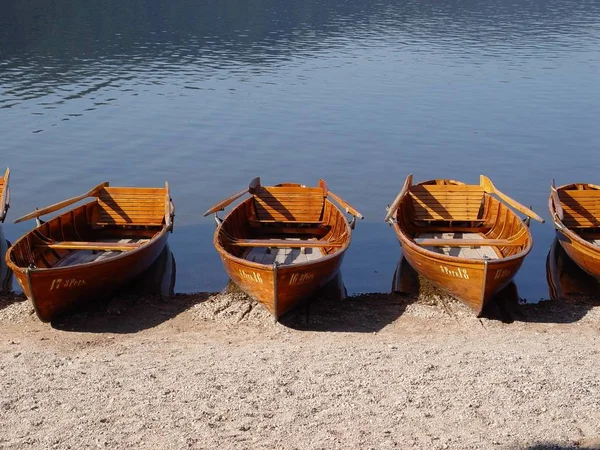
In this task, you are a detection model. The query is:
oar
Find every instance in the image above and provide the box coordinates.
[0,167,10,223]
[480,175,545,223]
[203,177,260,217]
[327,190,364,219]
[13,181,109,224]
[384,173,413,223]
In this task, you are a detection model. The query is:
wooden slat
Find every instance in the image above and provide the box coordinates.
[409,185,484,222]
[414,238,519,247]
[97,187,166,226]
[249,219,325,224]
[35,241,143,251]
[254,186,325,222]
[558,190,600,228]
[233,239,342,248]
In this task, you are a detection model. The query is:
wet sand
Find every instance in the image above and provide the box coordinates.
[1,289,600,450]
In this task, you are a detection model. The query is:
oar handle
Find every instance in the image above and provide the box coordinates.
[327,190,363,220]
[480,175,545,223]
[13,181,109,224]
[384,174,413,223]
[203,177,261,217]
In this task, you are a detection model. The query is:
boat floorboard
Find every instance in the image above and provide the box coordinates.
[56,238,149,267]
[418,232,501,259]
[243,238,324,265]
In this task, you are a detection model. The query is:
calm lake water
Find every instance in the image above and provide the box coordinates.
[1,0,599,300]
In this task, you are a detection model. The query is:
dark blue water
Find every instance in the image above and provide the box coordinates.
[1,0,599,299]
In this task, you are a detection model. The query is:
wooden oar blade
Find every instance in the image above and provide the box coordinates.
[327,190,363,219]
[203,177,261,217]
[480,175,545,223]
[13,181,109,224]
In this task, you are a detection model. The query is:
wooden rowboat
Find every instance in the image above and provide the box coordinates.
[5,182,175,322]
[549,181,600,281]
[204,177,362,320]
[0,168,10,223]
[385,175,544,315]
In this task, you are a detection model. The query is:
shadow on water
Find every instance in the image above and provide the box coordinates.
[279,272,408,333]
[52,244,209,333]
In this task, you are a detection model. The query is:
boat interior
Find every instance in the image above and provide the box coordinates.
[9,187,169,269]
[398,180,530,259]
[556,184,600,247]
[218,184,349,266]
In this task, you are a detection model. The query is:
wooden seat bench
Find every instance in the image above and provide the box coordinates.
[232,239,342,248]
[414,238,518,247]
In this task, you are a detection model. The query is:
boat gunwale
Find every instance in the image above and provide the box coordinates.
[213,196,353,271]
[6,191,173,274]
[393,181,534,266]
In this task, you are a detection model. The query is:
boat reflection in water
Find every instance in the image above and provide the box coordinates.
[392,252,522,320]
[122,243,176,297]
[0,227,12,292]
[546,238,600,301]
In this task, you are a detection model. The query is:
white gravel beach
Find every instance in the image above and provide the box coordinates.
[1,289,600,450]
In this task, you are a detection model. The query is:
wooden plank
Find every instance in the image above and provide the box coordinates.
[36,241,144,251]
[411,185,484,192]
[249,219,325,225]
[414,238,519,247]
[233,238,342,248]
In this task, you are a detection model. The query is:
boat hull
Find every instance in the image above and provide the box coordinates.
[12,232,169,322]
[219,250,345,318]
[388,177,533,315]
[549,182,600,282]
[399,239,524,314]
[6,182,174,322]
[554,230,600,280]
[211,180,357,320]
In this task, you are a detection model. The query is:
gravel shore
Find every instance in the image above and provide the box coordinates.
[1,289,600,449]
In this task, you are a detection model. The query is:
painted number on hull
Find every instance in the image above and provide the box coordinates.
[238,269,263,284]
[50,278,86,290]
[439,265,469,279]
[289,273,315,285]
[494,269,511,280]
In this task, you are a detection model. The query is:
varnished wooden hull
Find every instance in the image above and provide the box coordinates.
[398,238,526,314]
[211,181,356,320]
[12,232,169,322]
[219,246,345,318]
[388,177,533,315]
[549,183,600,281]
[6,183,174,322]
[553,231,600,280]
